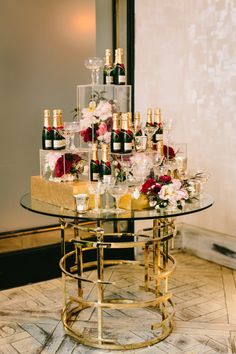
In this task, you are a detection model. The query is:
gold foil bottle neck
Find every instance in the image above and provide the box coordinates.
[116,48,124,64]
[112,113,120,130]
[44,109,50,118]
[91,142,98,160]
[147,108,152,124]
[134,112,141,126]
[101,143,109,161]
[105,49,112,65]
[121,113,128,130]
[154,108,161,123]
[127,112,133,128]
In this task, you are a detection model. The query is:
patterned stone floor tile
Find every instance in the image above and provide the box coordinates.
[0,252,235,353]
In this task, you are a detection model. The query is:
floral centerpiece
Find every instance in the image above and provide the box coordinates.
[43,152,88,182]
[79,91,118,144]
[140,175,189,210]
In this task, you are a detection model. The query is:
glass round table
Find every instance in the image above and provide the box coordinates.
[20,192,214,222]
[20,193,214,350]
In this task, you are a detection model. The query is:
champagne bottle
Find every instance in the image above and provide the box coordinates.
[146,108,153,127]
[42,109,52,150]
[121,113,133,153]
[57,109,66,150]
[114,48,126,85]
[134,112,142,136]
[111,113,122,153]
[90,142,100,181]
[127,112,134,148]
[100,143,112,181]
[153,108,163,144]
[52,109,65,150]
[103,49,114,84]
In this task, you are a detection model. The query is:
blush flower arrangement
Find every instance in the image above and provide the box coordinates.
[79,91,118,144]
[140,175,189,210]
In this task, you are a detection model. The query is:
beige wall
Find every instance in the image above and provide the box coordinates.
[135,0,236,236]
[0,0,96,232]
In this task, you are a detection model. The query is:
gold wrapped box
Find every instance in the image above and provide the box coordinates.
[31,176,93,210]
[31,176,149,211]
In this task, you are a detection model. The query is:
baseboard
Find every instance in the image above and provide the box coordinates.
[179,223,236,270]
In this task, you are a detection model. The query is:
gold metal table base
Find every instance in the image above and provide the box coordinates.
[59,218,176,350]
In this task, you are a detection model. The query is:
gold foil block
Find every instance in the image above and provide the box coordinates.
[31,176,96,210]
[119,193,149,210]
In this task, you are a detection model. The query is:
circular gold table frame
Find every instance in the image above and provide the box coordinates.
[59,218,176,350]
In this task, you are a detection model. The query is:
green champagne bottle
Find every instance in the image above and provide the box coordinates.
[134,112,142,136]
[103,49,114,85]
[52,109,65,150]
[42,109,52,150]
[121,113,133,153]
[90,142,100,181]
[127,112,134,149]
[111,113,122,153]
[100,143,112,182]
[153,108,163,144]
[146,108,153,127]
[114,48,126,85]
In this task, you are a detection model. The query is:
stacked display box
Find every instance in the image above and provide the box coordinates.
[31,84,138,211]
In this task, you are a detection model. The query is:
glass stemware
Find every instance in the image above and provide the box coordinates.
[59,121,80,152]
[84,57,104,86]
[131,153,153,183]
[88,181,106,213]
[108,183,128,213]
[143,125,158,151]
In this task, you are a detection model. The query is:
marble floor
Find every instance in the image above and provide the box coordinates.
[0,252,236,354]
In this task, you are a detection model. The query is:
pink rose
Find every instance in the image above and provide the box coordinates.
[96,122,107,137]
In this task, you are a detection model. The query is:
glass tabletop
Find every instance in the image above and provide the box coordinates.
[20,193,214,222]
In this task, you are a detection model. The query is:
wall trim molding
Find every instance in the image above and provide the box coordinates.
[177,223,236,270]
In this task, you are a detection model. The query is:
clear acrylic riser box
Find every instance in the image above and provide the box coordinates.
[40,149,90,182]
[76,84,132,148]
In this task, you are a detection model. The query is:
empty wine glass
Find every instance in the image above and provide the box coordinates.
[84,57,104,86]
[108,183,128,213]
[88,181,106,213]
[131,153,153,183]
[143,125,158,151]
[59,122,80,151]
[163,118,175,154]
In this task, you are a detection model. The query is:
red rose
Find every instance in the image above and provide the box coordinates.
[159,175,172,184]
[80,127,93,142]
[54,156,72,177]
[150,183,162,194]
[141,178,157,194]
[106,161,111,167]
[163,145,175,159]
